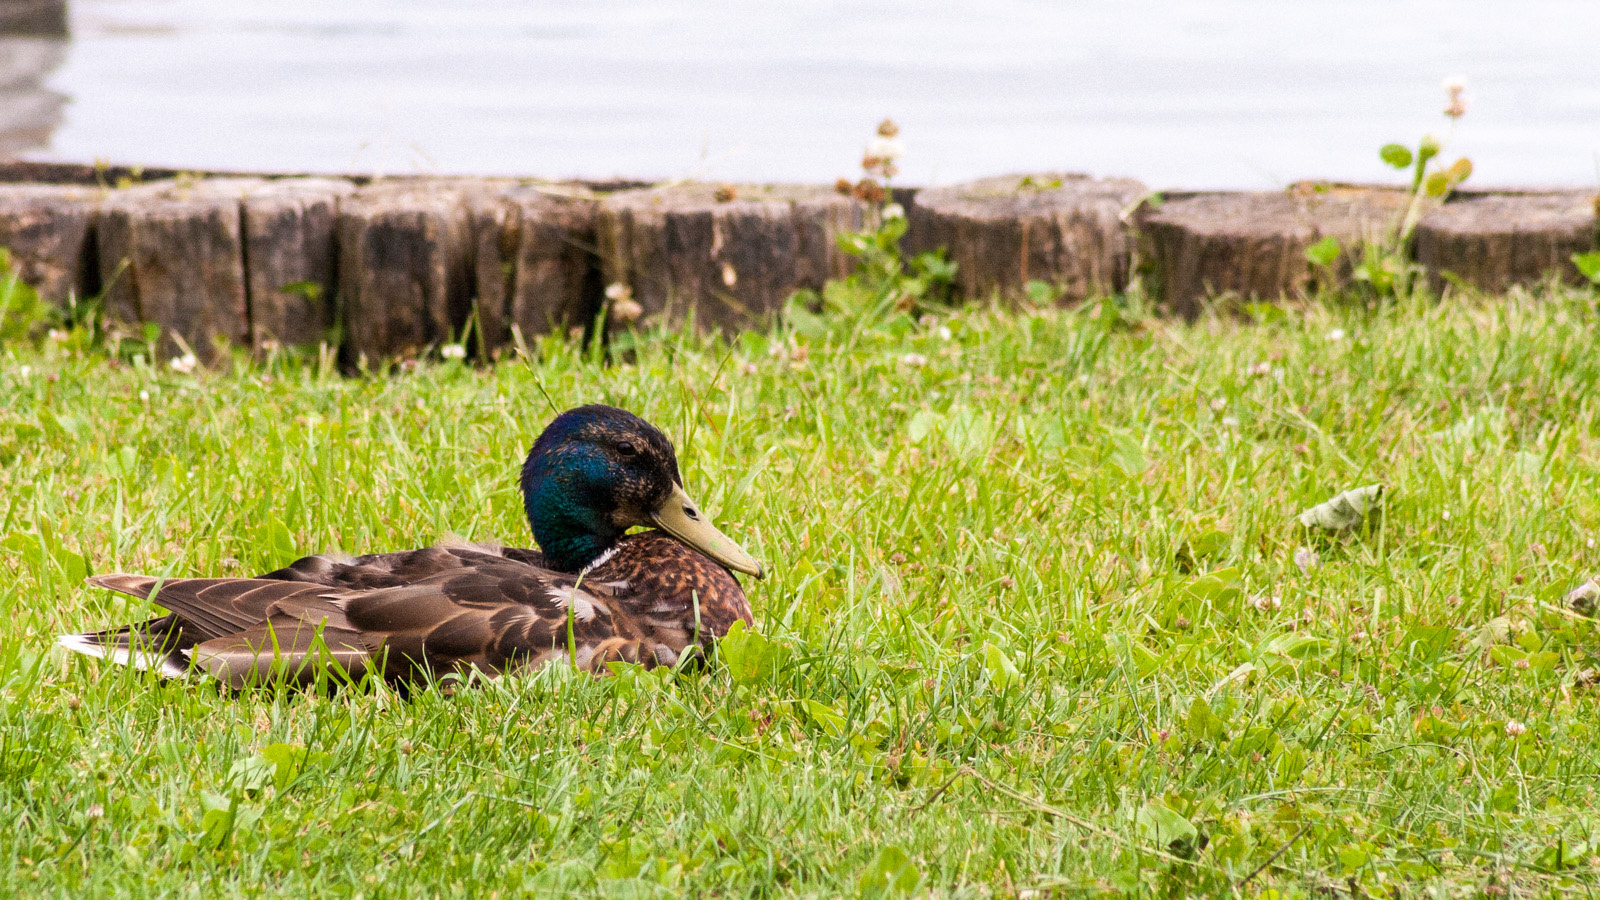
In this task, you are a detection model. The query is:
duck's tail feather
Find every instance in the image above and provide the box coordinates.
[56,619,193,679]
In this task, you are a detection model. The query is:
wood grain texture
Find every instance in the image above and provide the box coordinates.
[906,173,1147,303]
[468,183,601,352]
[0,182,99,303]
[1137,187,1410,316]
[598,183,864,331]
[241,177,355,347]
[98,178,267,359]
[1414,191,1598,293]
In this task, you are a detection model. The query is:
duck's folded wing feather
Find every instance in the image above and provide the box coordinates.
[190,610,372,689]
[85,574,322,642]
[82,559,640,684]
[338,563,623,679]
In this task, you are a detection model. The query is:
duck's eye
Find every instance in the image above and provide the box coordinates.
[616,441,638,457]
[683,505,699,520]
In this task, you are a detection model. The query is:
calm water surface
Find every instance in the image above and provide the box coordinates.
[6,0,1599,188]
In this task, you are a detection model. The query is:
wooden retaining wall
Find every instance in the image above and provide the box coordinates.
[0,165,1594,361]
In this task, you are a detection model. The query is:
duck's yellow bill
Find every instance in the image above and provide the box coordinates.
[650,482,765,579]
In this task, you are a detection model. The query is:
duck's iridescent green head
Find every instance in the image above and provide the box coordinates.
[520,404,764,579]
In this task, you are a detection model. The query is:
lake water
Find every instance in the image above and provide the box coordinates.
[6,0,1599,189]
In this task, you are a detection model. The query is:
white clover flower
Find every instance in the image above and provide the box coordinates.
[18,365,30,378]
[866,136,906,162]
[169,353,198,374]
[899,352,928,368]
[1251,594,1282,612]
[605,282,632,302]
[1294,546,1319,574]
[1326,328,1346,341]
[440,343,467,360]
[138,390,149,401]
[937,326,953,341]
[881,202,906,220]
[1505,719,1527,737]
[47,329,68,342]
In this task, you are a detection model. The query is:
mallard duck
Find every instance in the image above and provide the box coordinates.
[58,404,764,687]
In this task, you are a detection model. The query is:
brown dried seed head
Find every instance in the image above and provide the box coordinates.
[713,183,738,203]
[877,118,899,138]
[835,177,854,195]
[854,179,885,204]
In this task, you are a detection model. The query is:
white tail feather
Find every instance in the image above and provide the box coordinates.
[56,633,191,679]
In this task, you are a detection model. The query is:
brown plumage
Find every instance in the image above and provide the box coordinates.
[59,405,764,688]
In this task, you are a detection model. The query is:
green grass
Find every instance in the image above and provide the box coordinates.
[4,283,1600,898]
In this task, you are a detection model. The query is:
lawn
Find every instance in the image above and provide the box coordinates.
[3,283,1600,898]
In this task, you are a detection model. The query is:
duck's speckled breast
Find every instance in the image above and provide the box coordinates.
[587,530,755,643]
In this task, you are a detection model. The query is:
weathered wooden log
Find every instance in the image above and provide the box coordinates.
[906,173,1147,303]
[1137,187,1409,315]
[335,183,474,362]
[98,178,268,359]
[240,177,355,348]
[597,183,864,331]
[1414,191,1599,293]
[0,183,99,303]
[468,183,600,353]
[0,0,67,36]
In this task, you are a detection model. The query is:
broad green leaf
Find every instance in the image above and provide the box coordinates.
[718,620,790,685]
[226,756,275,795]
[1023,279,1057,307]
[1572,251,1600,284]
[1296,484,1384,531]
[979,642,1019,690]
[1379,143,1413,169]
[1261,632,1328,660]
[801,699,846,738]
[939,408,993,459]
[858,845,920,899]
[1536,839,1590,872]
[1185,695,1227,743]
[1107,431,1147,477]
[258,742,331,791]
[1105,633,1162,677]
[258,519,298,564]
[906,410,939,444]
[1184,567,1241,601]
[1305,235,1341,267]
[1488,645,1526,668]
[1424,171,1451,197]
[1136,802,1200,857]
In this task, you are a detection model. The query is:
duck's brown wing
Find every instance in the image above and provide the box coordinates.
[70,559,649,687]
[71,574,372,685]
[258,543,546,590]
